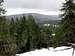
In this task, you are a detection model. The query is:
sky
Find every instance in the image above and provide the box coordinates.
[4,0,65,11]
[3,0,65,15]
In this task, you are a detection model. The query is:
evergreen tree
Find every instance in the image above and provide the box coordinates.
[0,0,6,15]
[9,18,16,40]
[53,0,75,47]
[0,0,16,56]
[27,15,41,49]
[42,25,54,47]
[14,16,30,53]
[0,17,17,56]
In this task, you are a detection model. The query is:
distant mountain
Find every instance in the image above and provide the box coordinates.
[31,13,60,23]
[5,13,61,26]
[6,13,60,20]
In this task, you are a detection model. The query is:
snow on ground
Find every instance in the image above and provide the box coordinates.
[16,46,74,56]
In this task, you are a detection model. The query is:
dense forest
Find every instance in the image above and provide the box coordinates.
[0,14,56,54]
[0,0,75,56]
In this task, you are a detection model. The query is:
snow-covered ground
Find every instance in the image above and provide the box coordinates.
[16,46,74,56]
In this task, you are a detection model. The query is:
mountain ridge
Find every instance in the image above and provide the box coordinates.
[5,13,61,26]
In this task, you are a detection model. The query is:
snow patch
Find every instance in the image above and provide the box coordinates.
[16,46,74,56]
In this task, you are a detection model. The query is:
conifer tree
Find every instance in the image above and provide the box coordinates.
[27,15,41,49]
[14,16,29,53]
[53,0,75,47]
[0,0,5,15]
[0,0,16,56]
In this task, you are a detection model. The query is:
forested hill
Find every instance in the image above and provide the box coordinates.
[5,13,60,25]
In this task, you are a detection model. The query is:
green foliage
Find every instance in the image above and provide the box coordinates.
[27,15,41,49]
[40,25,54,47]
[0,16,17,56]
[0,39,16,56]
[53,0,75,48]
[0,1,16,56]
[8,15,53,53]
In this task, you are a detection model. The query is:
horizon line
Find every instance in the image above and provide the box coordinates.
[4,8,61,16]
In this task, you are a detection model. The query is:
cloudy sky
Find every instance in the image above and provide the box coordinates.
[3,0,66,15]
[4,0,65,11]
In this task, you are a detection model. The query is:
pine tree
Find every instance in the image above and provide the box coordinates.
[42,25,54,47]
[0,17,17,56]
[0,1,16,56]
[0,0,6,15]
[27,15,41,49]
[14,16,29,53]
[53,0,75,47]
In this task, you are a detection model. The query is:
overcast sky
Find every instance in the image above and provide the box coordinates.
[4,0,65,11]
